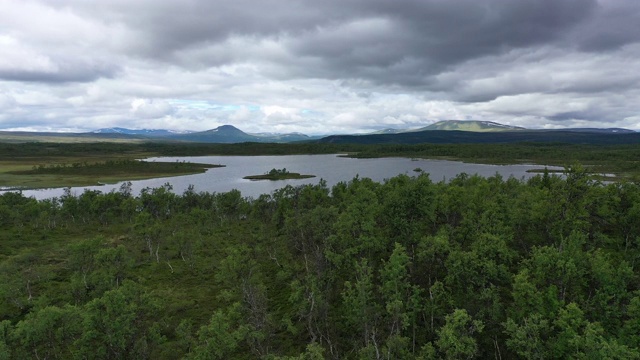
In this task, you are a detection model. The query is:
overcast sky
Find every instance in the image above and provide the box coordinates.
[0,0,639,134]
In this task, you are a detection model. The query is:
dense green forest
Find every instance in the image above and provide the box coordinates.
[2,166,640,359]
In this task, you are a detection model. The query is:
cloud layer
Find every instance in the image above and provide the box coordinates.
[0,0,639,133]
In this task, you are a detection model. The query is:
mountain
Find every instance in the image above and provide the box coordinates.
[86,125,318,143]
[2,121,636,144]
[415,120,525,132]
[367,128,406,135]
[316,129,640,145]
[172,125,257,143]
[92,127,193,137]
[541,128,636,134]
[250,132,316,142]
[171,125,319,143]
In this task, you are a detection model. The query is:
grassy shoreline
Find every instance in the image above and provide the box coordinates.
[0,159,222,190]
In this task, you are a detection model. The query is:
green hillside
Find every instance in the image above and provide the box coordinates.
[417,120,525,132]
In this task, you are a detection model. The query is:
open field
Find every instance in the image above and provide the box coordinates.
[0,144,220,189]
[0,131,150,143]
[0,159,219,189]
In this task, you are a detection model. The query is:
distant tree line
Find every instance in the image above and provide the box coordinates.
[3,141,640,178]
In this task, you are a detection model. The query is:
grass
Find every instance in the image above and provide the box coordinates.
[0,158,222,190]
[0,132,148,143]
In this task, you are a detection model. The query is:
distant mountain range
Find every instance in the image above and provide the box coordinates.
[367,120,634,134]
[91,125,317,143]
[0,120,637,144]
[317,130,640,145]
[91,127,194,137]
[416,120,525,132]
[318,120,639,145]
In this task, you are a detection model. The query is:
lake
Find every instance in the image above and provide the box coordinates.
[3,155,559,200]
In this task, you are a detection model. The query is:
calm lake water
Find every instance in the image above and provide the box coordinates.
[3,155,558,200]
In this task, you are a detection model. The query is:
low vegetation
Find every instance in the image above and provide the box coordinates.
[243,168,315,180]
[1,158,220,190]
[1,167,640,358]
[348,142,640,180]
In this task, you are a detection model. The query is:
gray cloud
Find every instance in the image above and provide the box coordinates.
[60,0,606,77]
[574,0,640,51]
[0,62,119,83]
[288,0,598,78]
[0,0,639,132]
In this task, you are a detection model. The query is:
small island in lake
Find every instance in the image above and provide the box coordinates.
[244,168,316,181]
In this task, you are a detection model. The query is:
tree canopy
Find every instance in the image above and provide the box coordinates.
[1,168,640,358]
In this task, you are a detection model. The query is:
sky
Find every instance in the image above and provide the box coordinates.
[0,0,639,135]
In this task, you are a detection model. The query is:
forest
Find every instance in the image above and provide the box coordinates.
[1,165,640,359]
